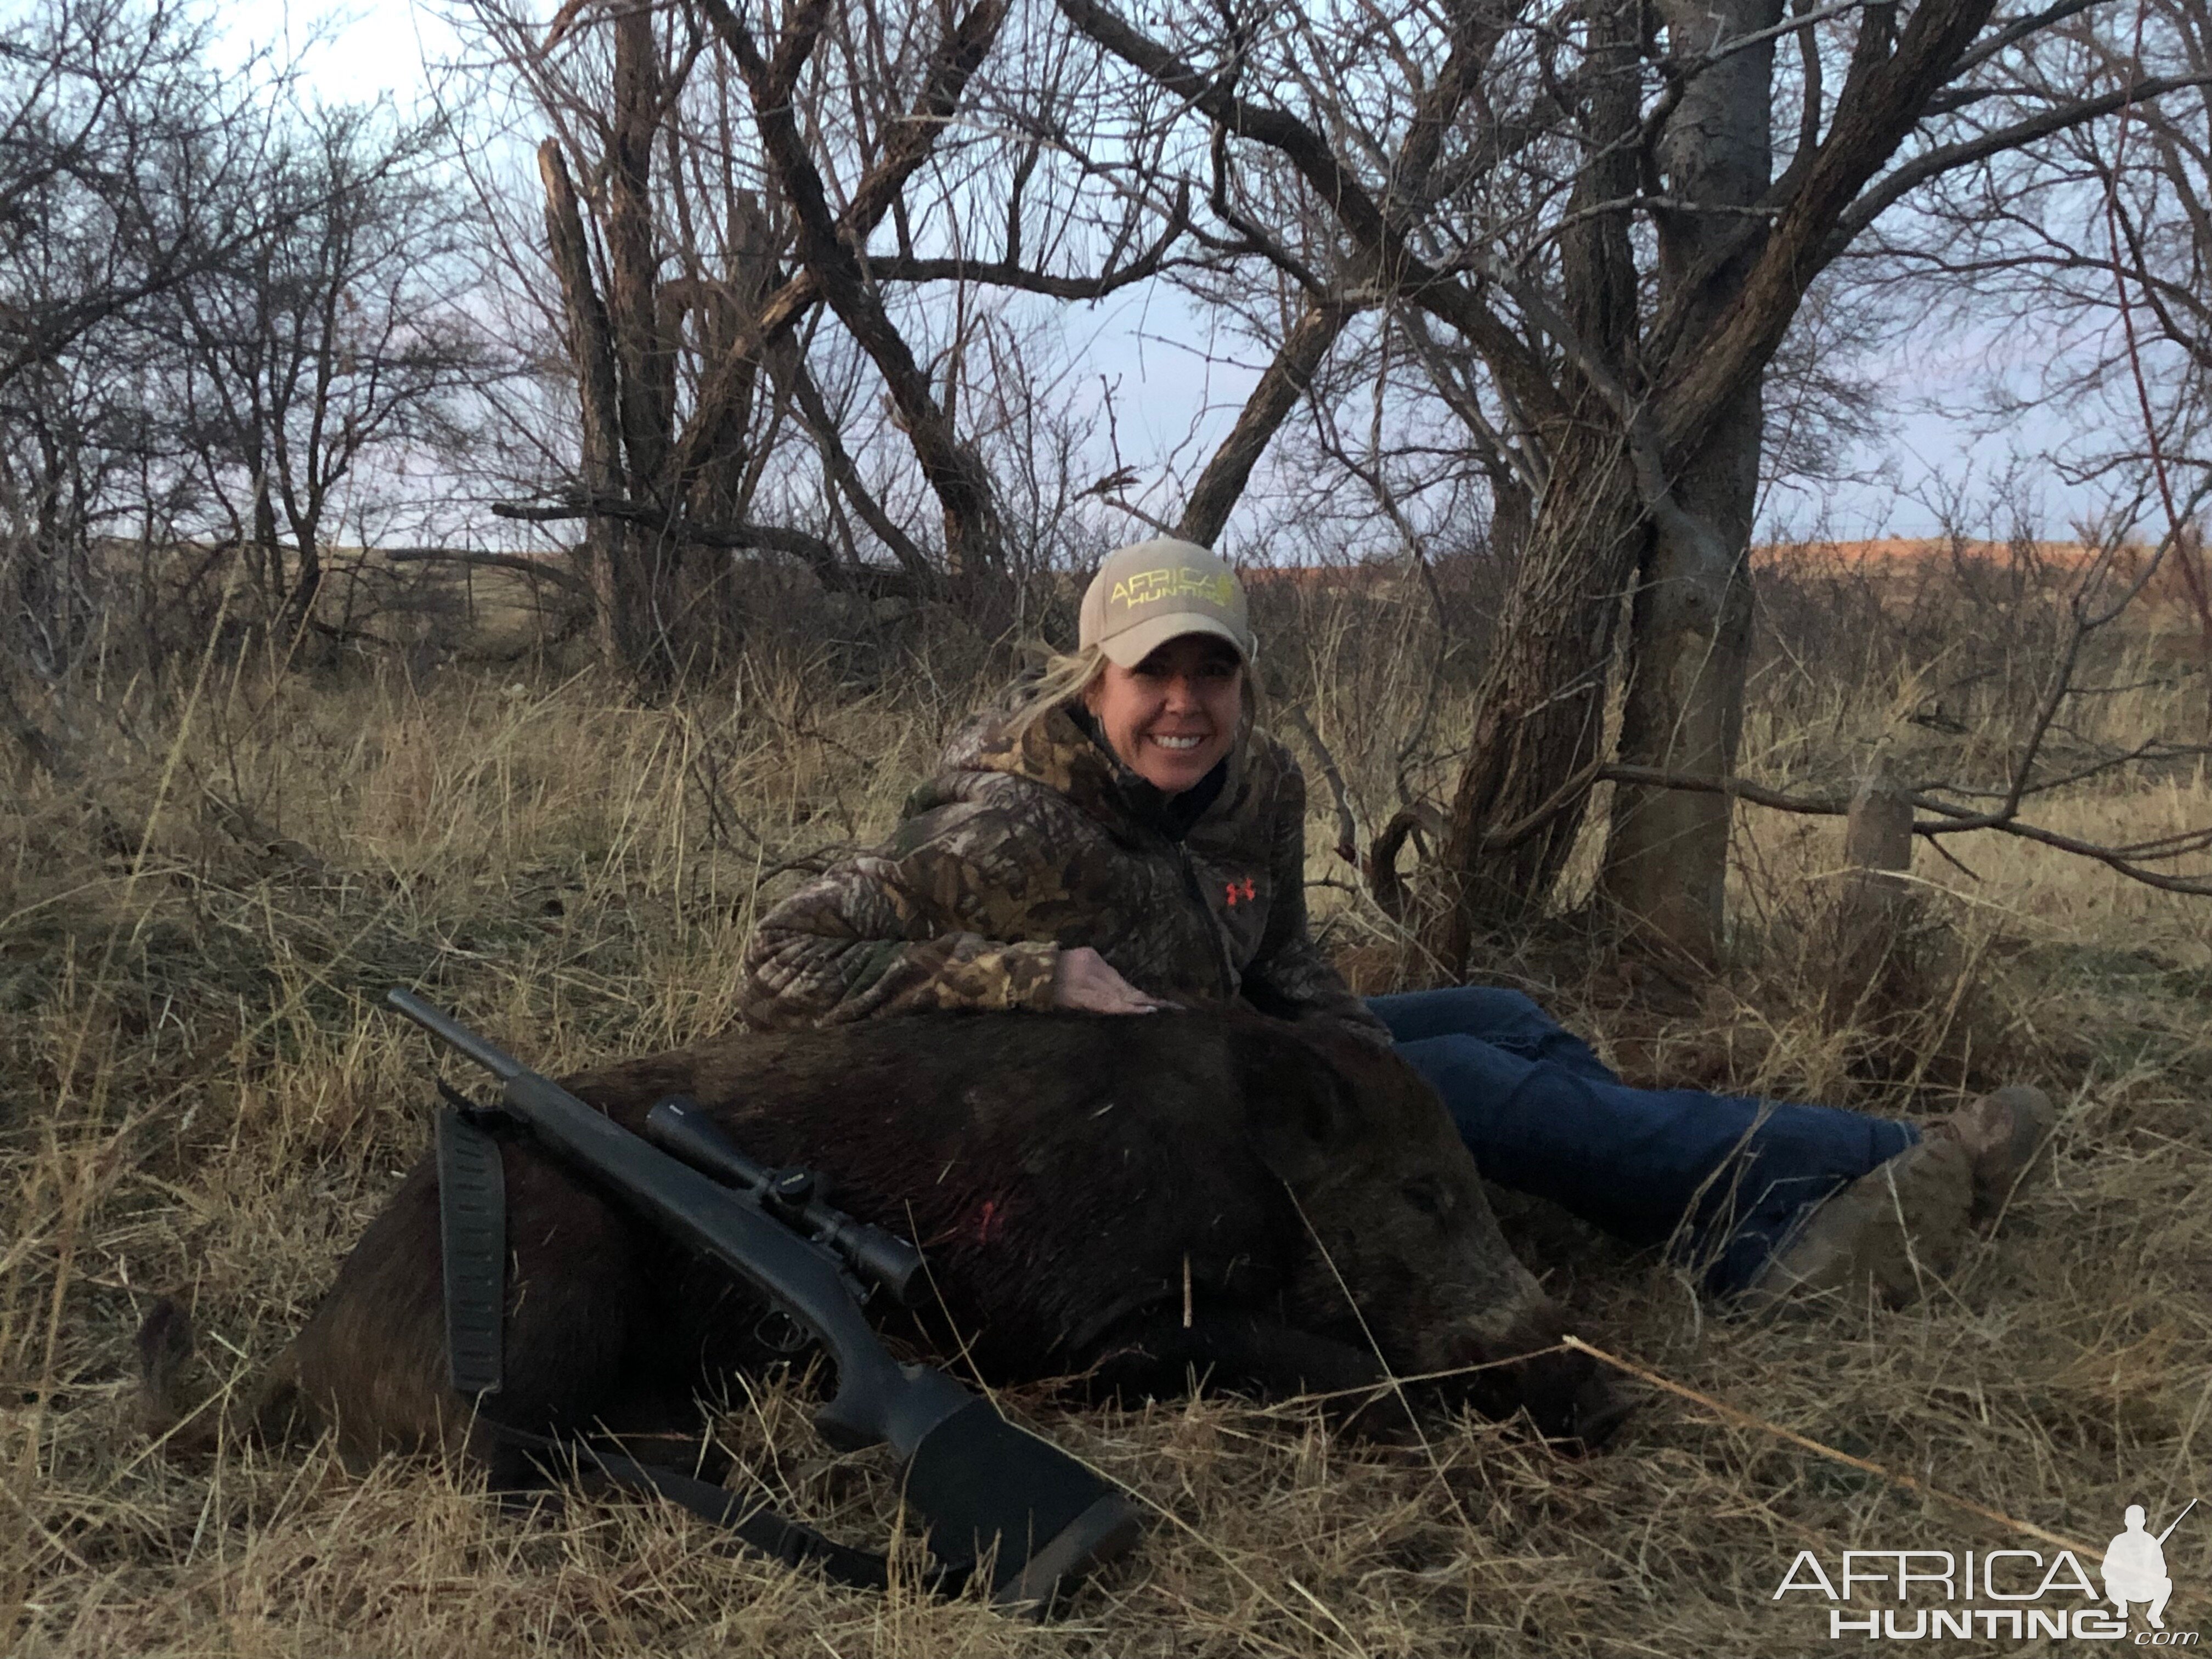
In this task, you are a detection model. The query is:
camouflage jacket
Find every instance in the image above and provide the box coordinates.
[741,682,1387,1041]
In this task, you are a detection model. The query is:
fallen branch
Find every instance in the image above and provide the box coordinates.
[1360,759,1606,918]
[488,500,934,599]
[1599,762,1852,816]
[385,546,593,597]
[1366,804,1443,921]
[1596,763,2212,896]
[1562,1336,2103,1560]
[1275,702,1359,864]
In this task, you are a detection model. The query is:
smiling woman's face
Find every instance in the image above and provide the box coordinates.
[1082,633,1245,793]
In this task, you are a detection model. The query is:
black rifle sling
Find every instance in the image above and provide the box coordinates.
[431,1092,952,1598]
[477,1420,960,1596]
[435,1099,506,1396]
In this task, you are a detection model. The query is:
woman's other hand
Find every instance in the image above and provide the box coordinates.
[1051,946,1172,1014]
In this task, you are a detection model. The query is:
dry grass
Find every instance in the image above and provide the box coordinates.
[5,573,2211,1658]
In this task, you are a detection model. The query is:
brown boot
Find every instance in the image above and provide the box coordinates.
[1739,1084,2056,1311]
[1739,1134,1973,1311]
[1931,1084,2057,1222]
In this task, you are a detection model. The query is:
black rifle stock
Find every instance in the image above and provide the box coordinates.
[385,988,1141,1608]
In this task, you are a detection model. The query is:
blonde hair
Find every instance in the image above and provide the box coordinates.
[1006,644,1108,738]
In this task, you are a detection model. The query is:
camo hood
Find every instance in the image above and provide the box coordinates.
[740,676,1384,1039]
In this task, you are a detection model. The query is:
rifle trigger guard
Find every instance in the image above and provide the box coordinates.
[436,1075,512,1130]
[753,1307,812,1356]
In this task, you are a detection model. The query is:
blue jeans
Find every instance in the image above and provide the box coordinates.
[1368,987,1918,1295]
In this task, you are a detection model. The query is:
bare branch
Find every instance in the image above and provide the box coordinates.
[1051,0,1561,422]
[772,338,934,580]
[490,497,925,595]
[690,0,1012,575]
[866,223,1189,298]
[1653,0,2004,459]
[1830,73,2212,253]
[1596,765,2212,896]
[1177,297,1360,546]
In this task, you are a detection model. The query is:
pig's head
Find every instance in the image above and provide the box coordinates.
[1236,1019,1629,1451]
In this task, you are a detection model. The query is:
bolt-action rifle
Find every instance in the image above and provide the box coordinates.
[386,988,1141,1611]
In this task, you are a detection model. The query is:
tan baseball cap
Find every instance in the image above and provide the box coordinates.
[1078,538,1254,667]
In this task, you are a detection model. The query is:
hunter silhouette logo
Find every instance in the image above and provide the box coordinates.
[2106,1500,2195,1631]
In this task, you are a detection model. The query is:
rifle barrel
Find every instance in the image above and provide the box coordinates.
[2157,1497,2197,1546]
[643,1095,924,1305]
[387,988,527,1081]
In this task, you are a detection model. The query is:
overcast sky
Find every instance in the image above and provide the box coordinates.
[223,0,2118,548]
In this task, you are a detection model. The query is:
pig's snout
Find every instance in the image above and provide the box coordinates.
[1452,1308,1634,1453]
[1561,1364,1636,1451]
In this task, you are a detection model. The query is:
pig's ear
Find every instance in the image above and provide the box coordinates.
[1232,1024,1353,1182]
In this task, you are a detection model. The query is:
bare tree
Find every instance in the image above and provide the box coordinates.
[459,0,1191,689]
[1875,0,2212,681]
[0,0,298,393]
[160,104,489,648]
[0,0,290,699]
[0,0,368,781]
[1056,0,2211,970]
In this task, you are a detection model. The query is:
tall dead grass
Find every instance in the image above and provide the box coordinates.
[4,556,2210,1657]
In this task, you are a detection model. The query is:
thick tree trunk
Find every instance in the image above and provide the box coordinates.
[1425,423,1647,970]
[1598,0,1778,960]
[669,190,779,658]
[538,141,635,674]
[1483,459,1532,567]
[538,14,746,693]
[250,477,282,620]
[1423,0,1646,973]
[679,190,775,531]
[608,10,673,499]
[283,527,323,645]
[605,10,696,690]
[1601,465,1755,957]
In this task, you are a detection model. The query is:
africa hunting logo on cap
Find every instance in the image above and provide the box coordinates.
[1080,538,1255,668]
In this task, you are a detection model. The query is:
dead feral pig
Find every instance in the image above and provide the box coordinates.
[142,1009,1626,1473]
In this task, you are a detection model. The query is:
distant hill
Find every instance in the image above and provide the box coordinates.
[1755,537,2210,620]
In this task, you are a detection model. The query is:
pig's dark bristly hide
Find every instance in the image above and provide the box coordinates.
[142,1010,1623,1475]
[578,1013,1320,1379]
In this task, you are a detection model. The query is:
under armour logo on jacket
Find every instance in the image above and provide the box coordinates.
[1223,877,1257,906]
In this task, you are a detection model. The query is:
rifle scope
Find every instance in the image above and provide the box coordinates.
[645,1095,924,1305]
